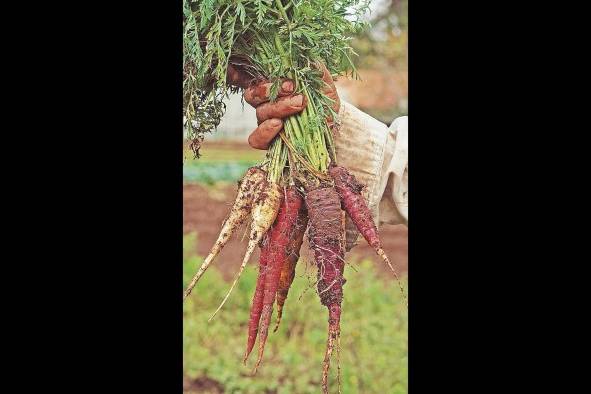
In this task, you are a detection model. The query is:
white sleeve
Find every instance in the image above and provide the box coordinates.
[377,116,408,226]
[334,101,409,251]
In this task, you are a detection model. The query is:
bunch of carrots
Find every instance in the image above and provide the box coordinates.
[183,0,406,391]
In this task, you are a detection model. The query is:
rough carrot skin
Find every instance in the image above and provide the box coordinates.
[184,167,265,300]
[329,165,408,307]
[305,185,346,394]
[247,196,307,363]
[208,181,283,321]
[252,187,303,373]
[306,186,345,309]
[329,165,380,249]
[273,208,307,332]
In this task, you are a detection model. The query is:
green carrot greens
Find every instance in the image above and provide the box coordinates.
[183,0,368,184]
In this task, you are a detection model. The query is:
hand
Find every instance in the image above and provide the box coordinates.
[228,63,340,150]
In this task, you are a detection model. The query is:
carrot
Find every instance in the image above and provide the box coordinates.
[273,207,308,332]
[184,167,266,300]
[208,180,282,320]
[252,187,304,373]
[305,185,346,394]
[243,232,270,364]
[329,165,408,306]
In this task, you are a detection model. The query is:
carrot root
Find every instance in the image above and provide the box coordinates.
[209,181,282,320]
[273,208,308,332]
[252,304,272,375]
[329,165,408,306]
[377,248,408,306]
[250,187,304,372]
[321,305,341,394]
[305,186,346,392]
[184,167,265,300]
[244,234,270,363]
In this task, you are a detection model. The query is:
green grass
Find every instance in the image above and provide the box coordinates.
[183,161,258,184]
[185,147,266,163]
[183,233,408,393]
[183,145,264,184]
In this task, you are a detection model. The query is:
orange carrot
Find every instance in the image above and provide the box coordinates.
[273,207,307,332]
[243,233,270,363]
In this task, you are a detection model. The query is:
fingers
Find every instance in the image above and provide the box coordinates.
[255,94,306,124]
[318,62,336,90]
[315,62,341,114]
[245,79,304,149]
[244,79,295,107]
[248,118,283,150]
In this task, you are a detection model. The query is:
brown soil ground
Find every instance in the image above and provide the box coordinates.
[183,376,225,394]
[184,183,407,281]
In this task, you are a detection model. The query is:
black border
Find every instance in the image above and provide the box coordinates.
[6,1,578,391]
[7,2,185,391]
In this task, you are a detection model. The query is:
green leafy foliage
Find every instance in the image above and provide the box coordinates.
[183,0,369,179]
[183,233,408,393]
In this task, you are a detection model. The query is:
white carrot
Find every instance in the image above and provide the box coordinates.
[184,167,266,300]
[208,181,282,320]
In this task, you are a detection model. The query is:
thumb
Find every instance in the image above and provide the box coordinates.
[315,62,340,114]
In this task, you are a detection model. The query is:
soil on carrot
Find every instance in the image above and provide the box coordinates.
[184,183,408,281]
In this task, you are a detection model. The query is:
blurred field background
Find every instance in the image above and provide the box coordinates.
[184,1,407,392]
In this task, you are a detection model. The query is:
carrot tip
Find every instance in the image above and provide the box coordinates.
[376,248,408,307]
[273,305,284,333]
[251,364,260,376]
[321,327,339,394]
[243,347,254,365]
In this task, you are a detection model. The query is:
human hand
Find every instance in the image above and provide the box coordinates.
[228,63,340,150]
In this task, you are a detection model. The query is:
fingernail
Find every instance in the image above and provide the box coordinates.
[282,80,294,93]
[290,95,304,107]
[271,119,282,127]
